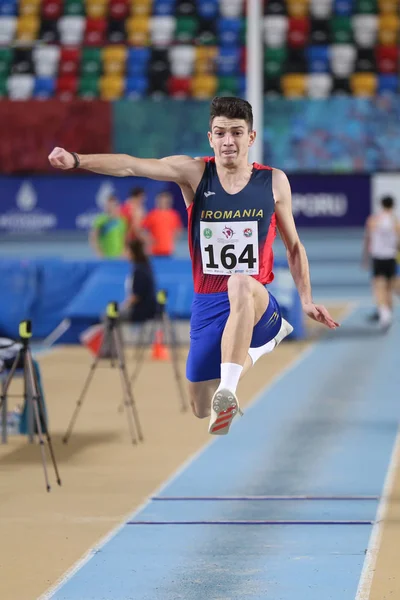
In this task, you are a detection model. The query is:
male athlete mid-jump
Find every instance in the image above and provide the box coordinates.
[49,96,338,436]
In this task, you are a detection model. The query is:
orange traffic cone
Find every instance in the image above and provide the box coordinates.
[80,324,105,356]
[151,329,169,361]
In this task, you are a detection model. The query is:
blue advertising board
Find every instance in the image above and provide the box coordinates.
[289,174,371,227]
[0,174,370,234]
[0,175,172,234]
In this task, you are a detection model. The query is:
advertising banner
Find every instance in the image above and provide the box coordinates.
[289,174,371,227]
[0,175,170,233]
[0,100,111,174]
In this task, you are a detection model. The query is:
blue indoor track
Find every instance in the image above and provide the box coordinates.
[42,306,400,600]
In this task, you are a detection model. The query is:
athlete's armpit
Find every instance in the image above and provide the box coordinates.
[159,155,205,189]
[272,168,300,254]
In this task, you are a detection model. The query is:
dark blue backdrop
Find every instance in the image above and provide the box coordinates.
[0,173,370,234]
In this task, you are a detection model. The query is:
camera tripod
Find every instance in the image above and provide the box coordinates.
[130,290,188,413]
[63,302,143,445]
[0,320,61,492]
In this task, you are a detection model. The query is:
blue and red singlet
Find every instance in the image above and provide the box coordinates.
[186,157,282,383]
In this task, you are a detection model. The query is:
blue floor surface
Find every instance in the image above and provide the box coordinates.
[44,306,400,600]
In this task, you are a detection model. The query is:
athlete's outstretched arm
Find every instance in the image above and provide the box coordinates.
[273,169,339,329]
[48,147,202,187]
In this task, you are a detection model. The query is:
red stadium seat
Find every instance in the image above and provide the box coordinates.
[109,0,129,20]
[59,46,81,75]
[42,0,63,20]
[376,45,398,74]
[84,18,107,45]
[168,75,191,97]
[287,16,310,49]
[56,74,78,99]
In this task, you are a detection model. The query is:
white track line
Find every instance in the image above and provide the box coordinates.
[39,302,358,600]
[355,426,400,600]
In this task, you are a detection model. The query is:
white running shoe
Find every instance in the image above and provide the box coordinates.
[208,388,243,436]
[274,318,293,347]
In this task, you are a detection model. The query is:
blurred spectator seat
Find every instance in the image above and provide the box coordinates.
[58,15,85,44]
[281,72,307,96]
[350,72,377,96]
[7,73,35,98]
[125,15,149,44]
[33,45,60,77]
[102,44,127,75]
[191,73,217,97]
[169,44,195,76]
[33,75,56,98]
[99,73,124,98]
[307,73,333,97]
[150,15,175,45]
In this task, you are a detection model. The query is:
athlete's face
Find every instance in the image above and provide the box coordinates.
[208,117,256,166]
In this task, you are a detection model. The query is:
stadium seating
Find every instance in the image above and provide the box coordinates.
[0,0,398,98]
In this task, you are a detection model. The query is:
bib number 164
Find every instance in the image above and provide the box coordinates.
[203,243,257,273]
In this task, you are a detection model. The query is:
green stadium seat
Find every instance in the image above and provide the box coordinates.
[0,75,8,97]
[355,0,378,14]
[0,48,13,77]
[63,0,85,16]
[331,16,353,44]
[80,47,102,76]
[175,16,198,43]
[78,75,100,97]
[264,47,287,78]
[217,75,239,96]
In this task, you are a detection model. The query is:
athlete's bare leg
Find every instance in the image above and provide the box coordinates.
[221,274,270,365]
[188,380,219,418]
[373,276,392,326]
[188,355,253,419]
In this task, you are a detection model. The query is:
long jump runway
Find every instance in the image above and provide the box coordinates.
[43,307,400,600]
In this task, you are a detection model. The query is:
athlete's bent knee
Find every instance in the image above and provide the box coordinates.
[227,273,252,300]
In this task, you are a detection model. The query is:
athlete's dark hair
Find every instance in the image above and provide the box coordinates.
[209,97,253,130]
[381,195,395,209]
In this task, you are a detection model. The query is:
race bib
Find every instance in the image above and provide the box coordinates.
[200,220,259,275]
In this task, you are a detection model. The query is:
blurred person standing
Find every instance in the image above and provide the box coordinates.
[120,186,147,243]
[363,195,400,328]
[120,239,158,323]
[90,194,127,258]
[142,191,183,257]
[98,238,158,358]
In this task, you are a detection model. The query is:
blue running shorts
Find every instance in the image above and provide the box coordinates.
[186,290,282,382]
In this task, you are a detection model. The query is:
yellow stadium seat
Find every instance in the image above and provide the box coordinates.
[191,74,217,98]
[126,16,149,45]
[102,45,127,75]
[281,73,307,97]
[350,73,377,96]
[19,0,41,17]
[99,74,124,99]
[102,45,127,63]
[378,14,399,45]
[130,0,152,17]
[378,0,398,14]
[86,0,109,19]
[287,0,309,18]
[16,15,40,41]
[194,46,217,74]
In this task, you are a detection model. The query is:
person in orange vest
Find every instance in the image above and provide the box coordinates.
[142,191,183,257]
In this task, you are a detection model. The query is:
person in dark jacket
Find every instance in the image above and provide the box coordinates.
[121,239,158,323]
